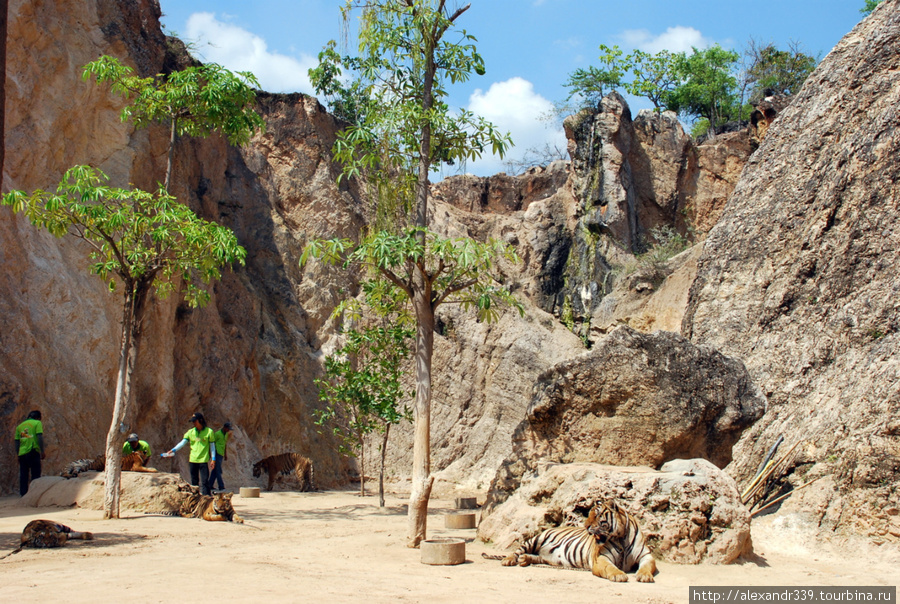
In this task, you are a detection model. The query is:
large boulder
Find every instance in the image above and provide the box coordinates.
[682,1,900,540]
[478,459,752,564]
[485,326,765,508]
[20,472,192,513]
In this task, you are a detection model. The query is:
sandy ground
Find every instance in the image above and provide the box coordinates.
[1,487,897,604]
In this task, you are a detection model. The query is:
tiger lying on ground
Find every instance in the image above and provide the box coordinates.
[482,500,657,582]
[252,453,315,492]
[176,488,244,523]
[60,452,158,478]
[0,520,94,559]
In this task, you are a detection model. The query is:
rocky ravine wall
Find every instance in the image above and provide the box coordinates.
[684,0,900,541]
[1,0,367,491]
[1,0,762,499]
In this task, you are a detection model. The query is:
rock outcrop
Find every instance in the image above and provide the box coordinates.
[683,1,900,540]
[479,459,752,564]
[483,326,765,509]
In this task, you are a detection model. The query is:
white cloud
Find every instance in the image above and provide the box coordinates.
[462,77,567,176]
[620,26,713,54]
[185,12,316,95]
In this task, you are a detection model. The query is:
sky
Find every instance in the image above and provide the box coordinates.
[157,0,869,177]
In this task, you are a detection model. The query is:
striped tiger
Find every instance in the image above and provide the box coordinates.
[483,500,657,582]
[178,489,244,523]
[252,453,315,492]
[60,452,157,479]
[60,454,105,479]
[0,520,94,559]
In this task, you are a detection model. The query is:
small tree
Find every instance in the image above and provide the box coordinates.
[861,0,884,15]
[666,45,740,136]
[309,0,516,547]
[314,282,413,505]
[564,44,630,109]
[83,56,265,192]
[744,40,817,102]
[624,49,681,113]
[2,166,246,518]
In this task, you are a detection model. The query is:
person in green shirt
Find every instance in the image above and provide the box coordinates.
[123,433,151,457]
[207,422,232,492]
[165,412,216,495]
[15,410,45,496]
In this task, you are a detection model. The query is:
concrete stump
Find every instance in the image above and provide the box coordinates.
[420,538,466,565]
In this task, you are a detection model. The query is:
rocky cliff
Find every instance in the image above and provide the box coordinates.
[1,0,759,497]
[683,1,900,540]
[1,0,365,490]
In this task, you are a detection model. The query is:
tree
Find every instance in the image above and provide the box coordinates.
[2,166,246,518]
[563,45,630,109]
[624,49,681,113]
[665,45,740,135]
[82,56,265,192]
[744,40,817,102]
[314,280,413,506]
[304,226,522,545]
[861,0,884,15]
[307,1,516,547]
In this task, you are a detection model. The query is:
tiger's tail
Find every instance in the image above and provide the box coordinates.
[481,552,506,560]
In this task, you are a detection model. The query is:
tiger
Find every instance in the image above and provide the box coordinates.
[60,452,157,479]
[0,520,94,559]
[482,500,657,583]
[252,453,315,492]
[177,488,244,523]
[60,454,105,478]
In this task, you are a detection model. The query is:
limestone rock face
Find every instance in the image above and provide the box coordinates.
[478,459,752,565]
[0,0,361,492]
[683,2,900,538]
[431,161,569,215]
[483,326,765,508]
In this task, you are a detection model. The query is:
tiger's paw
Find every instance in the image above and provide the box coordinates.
[233,515,244,524]
[608,571,628,582]
[636,570,655,583]
[501,555,518,567]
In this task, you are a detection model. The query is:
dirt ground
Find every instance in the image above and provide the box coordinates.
[1,486,897,604]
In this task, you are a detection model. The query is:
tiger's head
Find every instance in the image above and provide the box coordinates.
[212,492,235,515]
[252,460,263,478]
[584,500,629,545]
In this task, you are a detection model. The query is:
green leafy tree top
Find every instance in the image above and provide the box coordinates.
[861,0,884,15]
[665,45,740,129]
[624,49,681,112]
[744,41,818,101]
[2,165,246,305]
[564,44,630,108]
[83,56,265,191]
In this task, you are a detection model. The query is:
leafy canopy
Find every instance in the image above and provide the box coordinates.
[314,283,414,457]
[745,42,818,101]
[303,227,523,322]
[2,165,246,305]
[82,56,265,147]
[315,1,512,190]
[665,45,740,127]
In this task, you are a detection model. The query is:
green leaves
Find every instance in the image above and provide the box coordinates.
[304,226,523,319]
[83,56,265,147]
[1,165,245,307]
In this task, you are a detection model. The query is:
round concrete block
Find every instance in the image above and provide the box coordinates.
[455,497,477,509]
[420,538,466,565]
[444,512,477,529]
[240,486,260,498]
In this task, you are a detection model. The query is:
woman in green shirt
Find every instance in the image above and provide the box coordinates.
[165,412,216,495]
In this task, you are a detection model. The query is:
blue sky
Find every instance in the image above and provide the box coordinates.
[157,0,868,176]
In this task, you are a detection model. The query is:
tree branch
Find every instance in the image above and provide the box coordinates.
[433,277,477,308]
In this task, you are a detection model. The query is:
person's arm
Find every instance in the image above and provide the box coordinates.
[37,434,45,460]
[165,439,188,456]
[14,437,19,457]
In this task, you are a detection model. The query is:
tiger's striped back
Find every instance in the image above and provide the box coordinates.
[252,453,315,492]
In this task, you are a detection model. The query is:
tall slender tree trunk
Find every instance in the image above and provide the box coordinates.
[359,426,366,497]
[103,279,150,519]
[164,118,177,193]
[407,288,435,547]
[379,423,390,508]
[103,289,136,519]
